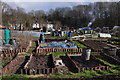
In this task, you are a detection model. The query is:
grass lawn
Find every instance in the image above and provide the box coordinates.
[2,68,120,79]
[32,42,36,47]
[49,58,120,78]
[97,58,120,70]
[28,48,35,53]
[71,40,88,48]
[53,52,66,56]
[1,74,28,79]
[45,36,67,39]
[1,74,44,79]
[111,36,120,39]
[91,52,101,55]
[18,52,29,56]
[49,69,120,78]
[47,50,80,56]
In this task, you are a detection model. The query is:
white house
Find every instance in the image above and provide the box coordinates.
[47,23,54,31]
[32,23,40,28]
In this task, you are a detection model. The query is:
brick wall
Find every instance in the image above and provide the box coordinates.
[19,68,58,75]
[1,49,26,58]
[36,48,82,53]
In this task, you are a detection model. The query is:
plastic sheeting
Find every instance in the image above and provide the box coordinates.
[40,41,77,49]
[12,31,51,37]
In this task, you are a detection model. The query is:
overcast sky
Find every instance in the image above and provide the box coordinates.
[2,0,120,12]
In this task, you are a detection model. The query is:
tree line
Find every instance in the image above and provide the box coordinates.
[2,2,120,29]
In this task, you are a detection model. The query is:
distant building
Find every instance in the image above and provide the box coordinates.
[47,23,54,32]
[0,25,6,29]
[9,24,24,30]
[112,26,120,37]
[95,27,102,33]
[102,27,110,33]
[32,23,40,29]
[113,26,120,31]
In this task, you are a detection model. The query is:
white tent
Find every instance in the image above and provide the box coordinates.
[99,33,111,38]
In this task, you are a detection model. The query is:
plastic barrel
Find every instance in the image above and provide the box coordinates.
[82,48,91,60]
[62,31,64,36]
[68,32,72,37]
[64,31,67,34]
[4,29,10,44]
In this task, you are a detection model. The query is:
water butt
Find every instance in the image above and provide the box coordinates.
[68,31,72,37]
[82,48,91,60]
[103,47,117,56]
[4,29,11,44]
[61,31,64,36]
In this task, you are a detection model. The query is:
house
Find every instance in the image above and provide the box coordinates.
[102,27,110,33]
[32,23,40,29]
[112,26,120,37]
[47,23,54,32]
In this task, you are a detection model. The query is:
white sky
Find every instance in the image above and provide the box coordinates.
[2,0,120,2]
[2,0,120,12]
[5,2,90,12]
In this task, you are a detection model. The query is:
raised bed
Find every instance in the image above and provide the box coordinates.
[1,55,26,75]
[70,55,110,72]
[101,53,120,65]
[25,55,55,69]
[79,40,109,52]
[18,54,57,75]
